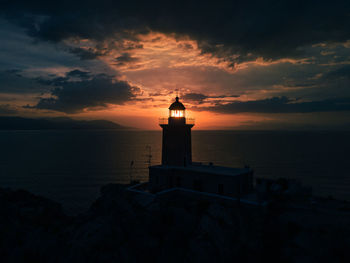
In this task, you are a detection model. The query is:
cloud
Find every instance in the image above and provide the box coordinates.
[182,92,240,104]
[182,93,208,104]
[27,71,140,113]
[325,65,350,80]
[149,92,165,97]
[0,104,17,115]
[198,97,350,114]
[1,1,350,130]
[34,69,93,85]
[0,18,98,73]
[177,43,193,50]
[114,53,140,66]
[68,47,103,60]
[0,69,50,94]
[66,69,91,79]
[2,1,350,64]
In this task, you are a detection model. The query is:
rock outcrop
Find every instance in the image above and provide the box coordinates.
[1,184,350,263]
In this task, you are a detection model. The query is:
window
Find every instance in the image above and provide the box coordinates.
[170,110,184,117]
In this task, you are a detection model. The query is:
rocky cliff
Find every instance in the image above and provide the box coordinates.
[1,184,350,263]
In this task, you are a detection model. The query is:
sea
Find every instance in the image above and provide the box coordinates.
[0,130,349,214]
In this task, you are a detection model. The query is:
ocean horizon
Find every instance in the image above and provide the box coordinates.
[1,129,349,214]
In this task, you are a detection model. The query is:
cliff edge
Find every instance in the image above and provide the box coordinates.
[1,184,350,263]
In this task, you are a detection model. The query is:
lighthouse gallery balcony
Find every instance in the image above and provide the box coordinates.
[159,117,195,125]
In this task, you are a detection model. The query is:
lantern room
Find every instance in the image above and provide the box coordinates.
[169,97,185,118]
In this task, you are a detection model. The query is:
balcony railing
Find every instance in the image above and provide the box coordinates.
[159,117,195,125]
[186,118,195,125]
[159,118,168,125]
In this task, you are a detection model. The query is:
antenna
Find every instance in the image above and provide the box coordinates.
[129,160,134,184]
[145,145,152,167]
[175,85,179,98]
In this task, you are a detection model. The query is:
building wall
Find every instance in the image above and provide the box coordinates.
[149,166,254,197]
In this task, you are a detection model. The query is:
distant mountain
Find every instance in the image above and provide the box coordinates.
[0,116,130,130]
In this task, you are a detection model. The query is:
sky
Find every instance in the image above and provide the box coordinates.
[1,1,350,129]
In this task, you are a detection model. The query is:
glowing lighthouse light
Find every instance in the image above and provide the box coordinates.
[171,110,184,117]
[169,97,185,118]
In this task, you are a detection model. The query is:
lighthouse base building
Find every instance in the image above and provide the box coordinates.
[149,163,253,197]
[148,97,254,198]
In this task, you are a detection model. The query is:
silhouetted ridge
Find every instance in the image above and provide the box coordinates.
[0,116,129,130]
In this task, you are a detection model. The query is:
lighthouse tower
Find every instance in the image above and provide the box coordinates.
[149,97,253,196]
[160,97,194,166]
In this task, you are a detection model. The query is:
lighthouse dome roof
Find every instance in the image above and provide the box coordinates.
[169,97,185,110]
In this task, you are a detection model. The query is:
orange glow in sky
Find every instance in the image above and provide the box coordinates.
[1,4,349,132]
[59,32,251,129]
[24,32,290,130]
[7,31,344,130]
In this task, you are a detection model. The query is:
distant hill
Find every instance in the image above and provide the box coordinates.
[0,116,130,130]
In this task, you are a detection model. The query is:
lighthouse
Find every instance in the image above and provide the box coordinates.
[160,97,194,166]
[149,97,253,196]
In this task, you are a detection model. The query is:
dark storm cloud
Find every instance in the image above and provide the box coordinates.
[182,93,208,103]
[68,47,102,60]
[325,65,350,80]
[2,1,350,63]
[199,97,350,114]
[35,70,91,86]
[66,69,91,79]
[0,104,17,115]
[123,43,143,50]
[114,53,140,66]
[177,43,194,50]
[0,69,50,94]
[182,93,240,104]
[27,72,139,113]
